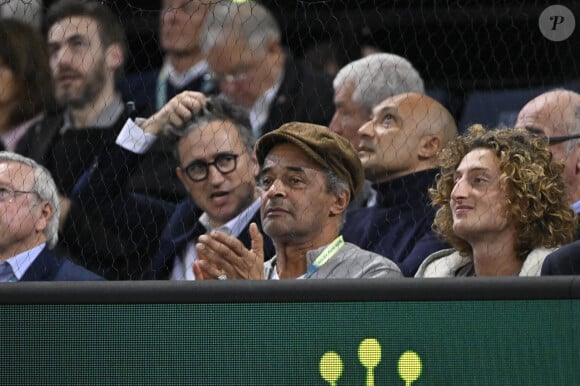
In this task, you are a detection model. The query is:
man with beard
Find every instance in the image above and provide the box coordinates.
[119,0,217,112]
[17,0,184,279]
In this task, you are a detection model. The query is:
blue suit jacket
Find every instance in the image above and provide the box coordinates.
[21,246,104,281]
[73,143,275,280]
[342,169,449,277]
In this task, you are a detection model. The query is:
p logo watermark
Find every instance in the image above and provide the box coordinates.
[539,5,576,41]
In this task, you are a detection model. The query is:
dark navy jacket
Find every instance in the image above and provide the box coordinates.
[73,143,275,280]
[342,169,449,277]
[118,67,217,114]
[17,107,185,280]
[21,246,104,281]
[256,53,334,136]
[541,240,580,275]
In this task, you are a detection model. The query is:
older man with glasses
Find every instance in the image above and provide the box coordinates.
[0,152,102,281]
[199,1,334,138]
[516,89,580,214]
[515,89,580,275]
[72,91,275,280]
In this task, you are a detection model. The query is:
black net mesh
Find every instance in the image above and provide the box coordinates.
[0,0,579,280]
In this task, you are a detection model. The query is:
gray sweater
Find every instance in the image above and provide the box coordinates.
[264,241,402,279]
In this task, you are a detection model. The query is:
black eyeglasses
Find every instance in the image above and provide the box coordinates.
[525,128,580,144]
[544,133,580,144]
[181,153,240,182]
[0,187,38,203]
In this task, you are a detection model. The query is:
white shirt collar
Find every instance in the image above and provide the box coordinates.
[249,70,284,137]
[171,198,261,281]
[161,59,209,90]
[199,197,261,236]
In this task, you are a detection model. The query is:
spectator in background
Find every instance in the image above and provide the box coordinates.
[120,0,216,112]
[199,0,334,137]
[193,122,403,280]
[0,0,43,29]
[329,53,425,208]
[302,40,343,77]
[72,92,276,280]
[516,89,580,217]
[18,0,184,279]
[415,125,576,277]
[0,152,102,281]
[0,19,55,152]
[518,90,580,276]
[330,53,424,150]
[342,93,456,276]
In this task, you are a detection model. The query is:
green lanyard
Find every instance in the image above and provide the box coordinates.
[303,236,345,279]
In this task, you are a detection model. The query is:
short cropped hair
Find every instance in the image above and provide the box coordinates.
[333,53,425,113]
[0,152,60,248]
[200,0,280,54]
[324,168,350,230]
[431,125,576,260]
[46,0,127,73]
[0,19,55,127]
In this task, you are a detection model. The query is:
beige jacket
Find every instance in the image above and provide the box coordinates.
[414,247,556,277]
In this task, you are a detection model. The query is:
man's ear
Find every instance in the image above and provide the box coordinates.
[176,166,190,193]
[418,135,442,160]
[35,201,53,233]
[329,190,350,217]
[251,151,260,178]
[105,43,123,71]
[574,145,580,176]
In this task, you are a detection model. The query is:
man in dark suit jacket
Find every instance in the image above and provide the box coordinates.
[0,152,102,282]
[16,0,186,280]
[199,1,334,138]
[118,0,216,113]
[541,241,580,275]
[73,93,275,280]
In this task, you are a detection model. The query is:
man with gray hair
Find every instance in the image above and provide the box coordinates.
[330,53,425,208]
[199,0,334,137]
[519,89,580,275]
[0,152,102,281]
[516,89,580,213]
[330,53,424,149]
[341,93,456,277]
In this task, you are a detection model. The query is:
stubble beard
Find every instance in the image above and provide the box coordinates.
[56,59,107,110]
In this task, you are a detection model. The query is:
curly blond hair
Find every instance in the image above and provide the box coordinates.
[431,125,576,260]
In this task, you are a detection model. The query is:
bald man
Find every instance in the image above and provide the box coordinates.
[516,89,580,211]
[342,93,457,276]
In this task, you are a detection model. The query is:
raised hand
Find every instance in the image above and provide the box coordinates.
[141,91,208,135]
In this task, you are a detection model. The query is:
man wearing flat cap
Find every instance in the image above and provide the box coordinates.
[194,122,402,279]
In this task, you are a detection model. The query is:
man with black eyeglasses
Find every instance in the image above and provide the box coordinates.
[516,89,580,275]
[516,89,580,213]
[73,91,275,279]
